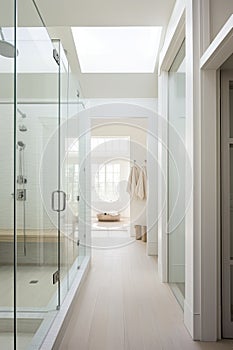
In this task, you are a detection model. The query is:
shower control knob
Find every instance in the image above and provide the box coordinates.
[17,189,26,201]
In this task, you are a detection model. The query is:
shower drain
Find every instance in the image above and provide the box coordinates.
[29,280,39,284]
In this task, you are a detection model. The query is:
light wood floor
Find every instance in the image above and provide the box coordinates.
[58,241,233,350]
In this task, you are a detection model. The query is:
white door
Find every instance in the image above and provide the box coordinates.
[221,70,233,338]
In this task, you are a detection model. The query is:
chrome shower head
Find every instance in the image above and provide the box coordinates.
[17,108,26,119]
[0,27,19,58]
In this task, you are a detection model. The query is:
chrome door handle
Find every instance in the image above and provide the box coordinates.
[51,190,66,212]
[60,191,66,212]
[51,190,59,212]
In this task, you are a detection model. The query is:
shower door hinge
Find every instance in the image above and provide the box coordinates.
[53,49,60,65]
[52,270,60,284]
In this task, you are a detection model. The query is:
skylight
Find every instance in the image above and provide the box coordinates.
[71,26,162,73]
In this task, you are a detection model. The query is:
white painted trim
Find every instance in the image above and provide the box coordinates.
[184,300,201,341]
[200,69,218,340]
[159,0,185,73]
[200,15,233,69]
[147,242,158,256]
[158,71,168,282]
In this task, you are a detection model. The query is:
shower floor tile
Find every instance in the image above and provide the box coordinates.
[0,333,33,350]
[0,265,57,309]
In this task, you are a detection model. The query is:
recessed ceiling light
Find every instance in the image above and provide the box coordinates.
[72,26,162,73]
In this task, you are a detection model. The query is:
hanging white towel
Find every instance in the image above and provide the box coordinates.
[136,166,147,200]
[127,165,139,197]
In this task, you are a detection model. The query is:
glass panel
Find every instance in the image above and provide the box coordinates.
[78,120,89,261]
[59,39,80,303]
[229,81,233,137]
[168,40,186,305]
[54,38,69,306]
[16,0,59,347]
[0,0,89,348]
[0,0,15,348]
[60,47,87,299]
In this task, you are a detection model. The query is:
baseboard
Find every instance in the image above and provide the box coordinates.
[147,242,158,256]
[39,256,91,350]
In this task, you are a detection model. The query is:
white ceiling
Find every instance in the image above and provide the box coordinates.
[0,0,176,98]
[36,0,176,98]
[35,0,175,27]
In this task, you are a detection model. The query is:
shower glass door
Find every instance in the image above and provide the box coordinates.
[16,1,61,346]
[58,40,81,303]
[0,0,15,348]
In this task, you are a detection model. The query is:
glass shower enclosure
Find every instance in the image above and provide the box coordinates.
[0,1,90,349]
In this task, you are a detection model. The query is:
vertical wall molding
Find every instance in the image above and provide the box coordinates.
[200,69,218,341]
[184,0,202,340]
[158,71,168,282]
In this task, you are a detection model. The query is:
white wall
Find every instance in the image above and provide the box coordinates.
[210,0,233,42]
[0,105,14,229]
[0,105,60,230]
[85,98,157,111]
[0,103,85,232]
[158,0,233,342]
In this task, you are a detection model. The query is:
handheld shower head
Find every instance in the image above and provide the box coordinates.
[17,141,26,150]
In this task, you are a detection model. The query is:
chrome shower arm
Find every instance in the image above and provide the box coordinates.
[0,28,5,41]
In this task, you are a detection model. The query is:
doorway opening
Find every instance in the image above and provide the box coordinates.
[90,118,148,251]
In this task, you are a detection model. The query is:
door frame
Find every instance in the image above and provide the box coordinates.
[200,16,233,340]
